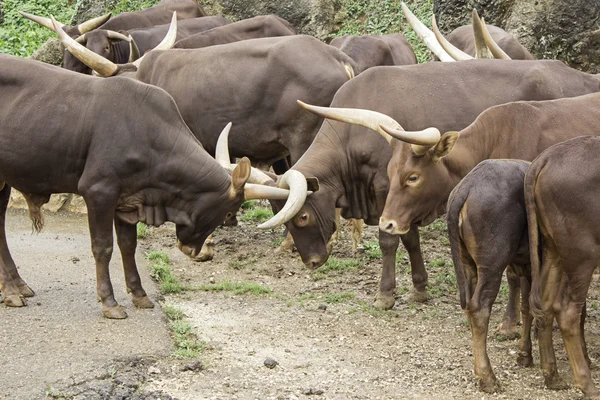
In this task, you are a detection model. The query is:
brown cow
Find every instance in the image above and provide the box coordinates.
[447,159,532,393]
[174,15,295,49]
[329,33,417,73]
[525,136,600,399]
[445,24,533,60]
[0,54,307,319]
[284,61,599,312]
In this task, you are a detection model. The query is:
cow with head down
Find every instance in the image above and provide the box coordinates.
[0,54,308,319]
[280,59,599,317]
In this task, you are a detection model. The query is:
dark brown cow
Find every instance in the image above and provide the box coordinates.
[280,60,599,312]
[448,159,532,393]
[174,15,295,49]
[21,0,205,74]
[0,54,303,319]
[329,33,417,73]
[525,136,600,399]
[446,24,534,60]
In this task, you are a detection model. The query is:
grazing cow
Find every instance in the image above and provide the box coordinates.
[281,60,599,312]
[525,136,600,398]
[329,33,417,72]
[174,15,295,49]
[0,54,307,319]
[20,0,205,74]
[447,160,533,393]
[445,24,534,60]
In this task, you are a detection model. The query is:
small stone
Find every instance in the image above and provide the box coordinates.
[209,277,215,284]
[148,366,161,374]
[264,357,278,369]
[181,360,204,372]
[302,388,324,396]
[318,304,327,311]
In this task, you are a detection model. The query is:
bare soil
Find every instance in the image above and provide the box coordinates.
[2,208,600,400]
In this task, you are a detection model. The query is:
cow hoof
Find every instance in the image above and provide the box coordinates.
[196,249,214,262]
[408,288,429,303]
[102,305,128,319]
[516,353,533,368]
[132,295,155,309]
[275,243,294,254]
[373,293,395,310]
[4,294,26,307]
[18,285,35,298]
[495,321,519,340]
[479,377,502,394]
[545,373,568,390]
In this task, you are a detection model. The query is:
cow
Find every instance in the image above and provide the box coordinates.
[329,33,417,73]
[0,54,309,319]
[280,60,600,314]
[20,0,205,74]
[174,15,295,49]
[445,24,533,60]
[525,135,600,399]
[447,159,533,393]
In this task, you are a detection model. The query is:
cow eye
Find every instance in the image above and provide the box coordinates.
[407,175,419,184]
[225,212,233,219]
[297,212,310,226]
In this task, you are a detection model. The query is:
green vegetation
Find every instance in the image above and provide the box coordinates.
[163,304,205,358]
[199,280,271,295]
[363,240,382,260]
[333,0,434,63]
[325,291,355,304]
[136,222,149,239]
[240,206,274,223]
[319,257,363,273]
[111,0,159,15]
[147,251,182,293]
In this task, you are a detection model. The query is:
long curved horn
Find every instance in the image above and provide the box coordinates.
[52,15,118,77]
[481,18,511,60]
[77,13,111,34]
[298,100,402,144]
[243,184,292,200]
[379,125,441,155]
[76,34,88,44]
[132,11,177,68]
[19,11,65,32]
[257,170,308,229]
[472,9,492,59]
[215,123,278,185]
[128,35,141,62]
[432,15,473,60]
[401,2,454,62]
[106,30,131,42]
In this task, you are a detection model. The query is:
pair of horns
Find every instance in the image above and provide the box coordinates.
[19,10,110,35]
[215,123,312,229]
[401,2,511,61]
[297,101,441,156]
[52,12,178,76]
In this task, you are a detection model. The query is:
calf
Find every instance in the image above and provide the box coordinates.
[525,136,600,398]
[329,33,416,73]
[447,159,532,393]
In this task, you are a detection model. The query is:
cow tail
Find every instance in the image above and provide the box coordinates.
[447,188,470,311]
[524,164,544,326]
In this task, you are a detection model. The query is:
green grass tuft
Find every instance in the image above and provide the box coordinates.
[136,222,149,239]
[163,304,205,358]
[325,292,355,304]
[199,280,271,296]
[318,257,363,273]
[147,251,182,293]
[240,206,274,223]
[363,241,382,260]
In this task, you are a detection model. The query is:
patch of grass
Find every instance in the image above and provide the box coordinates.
[272,237,284,247]
[199,280,271,296]
[110,0,160,15]
[147,251,182,293]
[325,292,355,304]
[45,387,74,399]
[357,300,397,320]
[429,218,448,233]
[228,256,258,270]
[136,222,149,239]
[317,257,363,274]
[498,281,509,301]
[363,241,382,260]
[240,200,257,210]
[332,0,434,63]
[240,206,273,223]
[163,303,205,358]
[428,258,448,269]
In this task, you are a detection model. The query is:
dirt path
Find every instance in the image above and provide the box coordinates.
[2,208,600,400]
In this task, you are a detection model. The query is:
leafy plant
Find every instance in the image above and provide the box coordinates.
[147,251,182,293]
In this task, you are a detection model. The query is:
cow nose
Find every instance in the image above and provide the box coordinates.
[305,256,325,270]
[379,217,398,234]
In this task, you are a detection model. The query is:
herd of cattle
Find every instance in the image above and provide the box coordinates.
[2,0,600,397]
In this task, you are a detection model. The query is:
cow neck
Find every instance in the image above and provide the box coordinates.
[111,40,130,64]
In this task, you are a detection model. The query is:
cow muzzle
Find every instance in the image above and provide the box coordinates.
[379,217,410,236]
[305,255,327,270]
[177,240,200,259]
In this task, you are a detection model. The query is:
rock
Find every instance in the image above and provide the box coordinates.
[198,0,340,40]
[29,38,63,66]
[181,360,204,372]
[148,366,161,374]
[302,388,324,396]
[318,304,327,311]
[434,0,600,73]
[263,357,279,369]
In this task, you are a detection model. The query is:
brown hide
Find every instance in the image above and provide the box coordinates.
[174,15,295,49]
[138,35,356,167]
[446,24,534,59]
[382,91,600,236]
[329,33,417,73]
[525,136,600,398]
[447,160,532,392]
[0,54,246,317]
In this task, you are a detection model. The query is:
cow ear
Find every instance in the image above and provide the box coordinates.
[306,177,319,193]
[231,157,251,195]
[431,131,459,163]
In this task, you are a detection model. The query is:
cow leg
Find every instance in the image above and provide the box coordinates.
[537,248,567,390]
[350,219,363,251]
[0,185,28,307]
[554,260,598,398]
[196,234,214,261]
[276,231,295,253]
[331,208,341,244]
[374,229,399,309]
[401,225,428,302]
[114,218,154,309]
[496,265,520,339]
[517,270,534,367]
[581,303,591,368]
[83,191,126,319]
[466,268,503,393]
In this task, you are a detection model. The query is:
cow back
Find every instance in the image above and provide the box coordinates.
[446,24,534,60]
[100,0,205,31]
